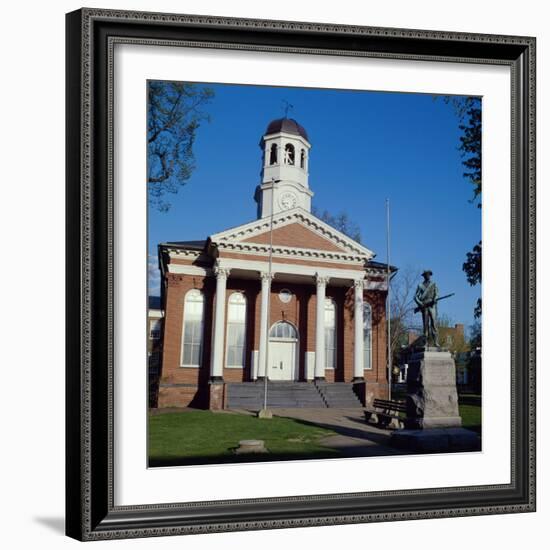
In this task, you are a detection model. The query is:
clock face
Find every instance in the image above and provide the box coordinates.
[279,191,297,210]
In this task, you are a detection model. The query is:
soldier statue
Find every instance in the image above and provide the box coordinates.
[414,270,440,348]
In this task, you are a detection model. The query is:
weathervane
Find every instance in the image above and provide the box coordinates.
[282,99,294,118]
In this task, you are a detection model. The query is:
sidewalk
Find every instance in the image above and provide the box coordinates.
[271,408,408,457]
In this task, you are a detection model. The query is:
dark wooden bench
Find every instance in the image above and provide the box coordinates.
[364,398,407,429]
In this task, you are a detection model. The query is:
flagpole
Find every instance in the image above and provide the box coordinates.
[262,178,276,412]
[386,198,392,400]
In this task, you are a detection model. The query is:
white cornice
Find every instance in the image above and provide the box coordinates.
[216,241,366,264]
[262,131,311,149]
[364,280,388,290]
[166,248,201,258]
[167,265,212,276]
[210,208,375,258]
[364,267,389,277]
[258,180,314,197]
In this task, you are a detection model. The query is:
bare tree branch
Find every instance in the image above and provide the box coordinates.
[147,81,214,211]
[389,266,421,359]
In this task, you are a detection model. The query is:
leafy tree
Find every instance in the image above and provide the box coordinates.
[312,207,362,242]
[444,96,482,318]
[468,319,482,350]
[148,81,214,211]
[456,98,482,206]
[463,241,482,318]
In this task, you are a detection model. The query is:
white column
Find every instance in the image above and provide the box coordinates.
[315,274,329,379]
[210,266,230,380]
[258,272,273,378]
[353,279,365,380]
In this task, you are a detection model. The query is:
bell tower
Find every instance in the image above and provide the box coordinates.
[254,118,313,219]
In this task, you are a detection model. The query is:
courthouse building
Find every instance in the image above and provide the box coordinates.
[156,117,393,410]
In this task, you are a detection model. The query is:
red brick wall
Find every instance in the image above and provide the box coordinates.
[158,273,213,408]
[364,290,389,401]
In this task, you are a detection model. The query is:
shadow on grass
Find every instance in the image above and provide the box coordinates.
[274,414,481,455]
[459,394,482,407]
[275,414,393,446]
[149,448,340,468]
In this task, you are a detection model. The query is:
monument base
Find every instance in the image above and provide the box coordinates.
[405,416,463,429]
[390,428,480,453]
[406,349,462,429]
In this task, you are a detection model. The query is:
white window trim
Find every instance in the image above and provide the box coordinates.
[180,289,205,368]
[225,292,247,369]
[324,297,337,370]
[364,301,373,371]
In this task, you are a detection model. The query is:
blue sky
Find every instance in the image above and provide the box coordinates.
[148,82,481,329]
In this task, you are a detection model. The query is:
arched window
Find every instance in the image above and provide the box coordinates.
[181,289,205,367]
[300,148,306,169]
[363,302,372,370]
[325,298,337,369]
[284,143,295,165]
[269,321,298,340]
[226,292,247,368]
[269,143,278,165]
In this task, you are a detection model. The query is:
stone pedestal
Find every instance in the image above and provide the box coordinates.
[390,349,480,453]
[405,349,462,429]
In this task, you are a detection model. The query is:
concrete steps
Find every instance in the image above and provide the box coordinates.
[315,382,363,408]
[225,382,326,409]
[225,381,363,409]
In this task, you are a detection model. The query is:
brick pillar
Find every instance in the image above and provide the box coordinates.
[209,381,225,411]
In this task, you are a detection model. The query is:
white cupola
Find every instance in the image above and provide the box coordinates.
[254,118,313,219]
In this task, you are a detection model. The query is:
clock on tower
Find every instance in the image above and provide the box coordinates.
[279,191,297,210]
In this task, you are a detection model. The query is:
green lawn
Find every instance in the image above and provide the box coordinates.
[148,410,340,467]
[458,394,482,435]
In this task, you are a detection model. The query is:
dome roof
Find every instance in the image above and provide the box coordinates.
[264,118,309,141]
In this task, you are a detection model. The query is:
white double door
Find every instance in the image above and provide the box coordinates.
[267,340,297,381]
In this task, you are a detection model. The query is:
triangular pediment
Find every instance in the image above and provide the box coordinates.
[209,208,374,259]
[243,222,346,252]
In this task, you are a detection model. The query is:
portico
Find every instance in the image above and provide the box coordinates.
[206,259,369,383]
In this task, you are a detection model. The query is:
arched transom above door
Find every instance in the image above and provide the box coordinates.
[269,321,298,340]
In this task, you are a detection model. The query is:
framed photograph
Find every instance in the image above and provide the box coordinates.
[66,8,536,541]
